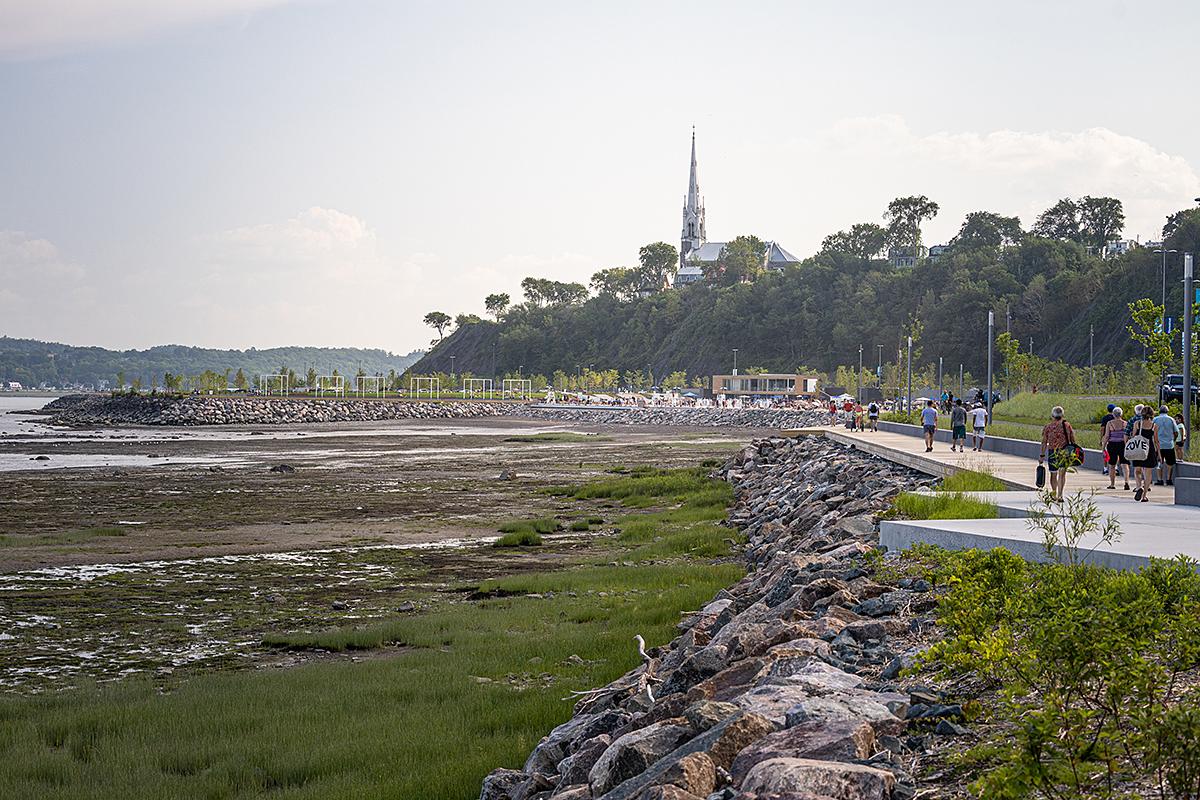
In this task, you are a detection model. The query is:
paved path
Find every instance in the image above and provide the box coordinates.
[799,425,1200,570]
[827,426,1177,504]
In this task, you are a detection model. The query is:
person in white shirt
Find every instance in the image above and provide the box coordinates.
[969,403,989,451]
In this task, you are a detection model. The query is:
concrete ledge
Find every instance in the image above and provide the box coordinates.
[1177,478,1200,507]
[880,518,1159,572]
[824,430,1029,490]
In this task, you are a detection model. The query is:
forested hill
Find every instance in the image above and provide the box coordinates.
[413,207,1200,383]
[0,339,424,389]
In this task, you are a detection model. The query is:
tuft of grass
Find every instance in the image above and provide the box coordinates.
[493,530,543,547]
[502,432,611,443]
[587,517,604,525]
[0,526,128,547]
[892,492,999,520]
[496,518,558,535]
[569,520,590,532]
[940,470,1007,493]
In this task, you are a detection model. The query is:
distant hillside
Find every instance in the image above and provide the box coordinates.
[411,209,1200,387]
[0,338,424,389]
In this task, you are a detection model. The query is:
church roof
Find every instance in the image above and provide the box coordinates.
[764,241,800,266]
[687,242,726,262]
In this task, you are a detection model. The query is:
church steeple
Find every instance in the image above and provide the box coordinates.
[680,127,706,266]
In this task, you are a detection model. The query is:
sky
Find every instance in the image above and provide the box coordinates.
[2,0,1200,353]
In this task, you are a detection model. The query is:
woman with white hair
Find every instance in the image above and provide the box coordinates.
[1104,407,1130,490]
[1039,405,1078,501]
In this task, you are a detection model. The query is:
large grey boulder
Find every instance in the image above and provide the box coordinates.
[740,757,895,798]
[589,719,694,795]
[729,719,876,785]
[479,768,527,800]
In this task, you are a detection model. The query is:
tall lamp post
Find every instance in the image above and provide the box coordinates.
[732,348,739,376]
[938,356,943,402]
[1089,325,1094,394]
[905,336,913,416]
[986,311,995,421]
[857,345,863,402]
[1155,248,1179,335]
[1184,253,1194,454]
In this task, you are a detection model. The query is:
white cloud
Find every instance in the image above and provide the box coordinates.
[0,231,94,338]
[802,116,1200,243]
[0,0,299,59]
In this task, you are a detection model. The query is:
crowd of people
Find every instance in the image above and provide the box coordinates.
[830,390,1190,504]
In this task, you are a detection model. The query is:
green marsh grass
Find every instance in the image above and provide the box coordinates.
[939,470,1007,493]
[493,530,543,547]
[501,432,610,443]
[0,466,742,800]
[892,492,999,520]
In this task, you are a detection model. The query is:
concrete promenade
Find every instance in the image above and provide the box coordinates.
[811,426,1200,570]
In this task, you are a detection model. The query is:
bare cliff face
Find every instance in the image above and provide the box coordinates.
[480,436,949,800]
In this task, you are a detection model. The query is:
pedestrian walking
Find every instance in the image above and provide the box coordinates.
[1128,405,1159,502]
[867,401,880,432]
[1175,413,1187,462]
[950,399,967,452]
[968,403,988,451]
[1104,407,1130,491]
[921,399,938,452]
[1038,405,1078,501]
[1099,403,1115,476]
[1153,405,1178,486]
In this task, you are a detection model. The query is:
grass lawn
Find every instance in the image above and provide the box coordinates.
[0,466,741,800]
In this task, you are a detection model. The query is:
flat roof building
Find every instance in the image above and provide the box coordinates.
[712,373,820,397]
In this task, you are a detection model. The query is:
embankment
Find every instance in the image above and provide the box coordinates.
[38,394,506,426]
[512,405,830,429]
[480,436,948,800]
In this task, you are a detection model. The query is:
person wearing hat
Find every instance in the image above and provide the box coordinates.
[1099,403,1116,476]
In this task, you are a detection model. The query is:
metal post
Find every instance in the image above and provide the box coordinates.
[938,356,943,402]
[959,363,963,396]
[857,344,863,402]
[987,311,995,420]
[732,348,738,376]
[1089,325,1094,394]
[905,336,913,418]
[1184,253,1194,454]
[876,344,883,384]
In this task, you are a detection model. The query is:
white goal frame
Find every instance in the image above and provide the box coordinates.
[502,378,532,399]
[314,375,344,397]
[356,375,385,397]
[260,374,289,396]
[410,376,440,399]
[463,377,494,399]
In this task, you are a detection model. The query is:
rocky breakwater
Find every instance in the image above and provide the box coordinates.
[40,394,506,426]
[480,435,945,800]
[513,406,830,429]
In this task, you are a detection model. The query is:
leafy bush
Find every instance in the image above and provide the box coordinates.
[915,497,1200,799]
[493,530,543,547]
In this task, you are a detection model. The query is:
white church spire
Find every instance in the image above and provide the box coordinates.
[680,127,706,265]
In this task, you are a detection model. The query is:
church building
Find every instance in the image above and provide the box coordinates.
[674,131,800,286]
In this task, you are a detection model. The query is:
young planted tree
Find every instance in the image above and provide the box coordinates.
[1127,298,1175,392]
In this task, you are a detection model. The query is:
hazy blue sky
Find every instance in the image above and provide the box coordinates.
[3,0,1199,352]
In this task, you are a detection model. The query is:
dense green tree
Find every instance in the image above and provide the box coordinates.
[821,223,888,260]
[952,212,1024,249]
[1032,198,1083,242]
[484,293,510,320]
[424,311,452,339]
[637,242,679,288]
[705,235,766,286]
[884,195,939,256]
[1077,195,1124,248]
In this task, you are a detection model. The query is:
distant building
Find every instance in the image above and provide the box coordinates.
[5,381,23,391]
[927,244,950,261]
[1103,239,1138,258]
[888,245,928,268]
[711,373,820,398]
[675,131,801,285]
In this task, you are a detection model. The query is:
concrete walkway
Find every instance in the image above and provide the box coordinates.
[805,426,1200,570]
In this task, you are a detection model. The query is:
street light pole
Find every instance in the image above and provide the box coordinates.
[1184,253,1194,453]
[1156,248,1178,337]
[876,344,884,384]
[732,348,738,376]
[938,356,943,402]
[905,336,913,417]
[857,345,863,402]
[987,311,995,421]
[1089,325,1094,394]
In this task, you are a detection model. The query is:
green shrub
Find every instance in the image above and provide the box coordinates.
[569,520,590,532]
[493,530,543,547]
[914,497,1200,800]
